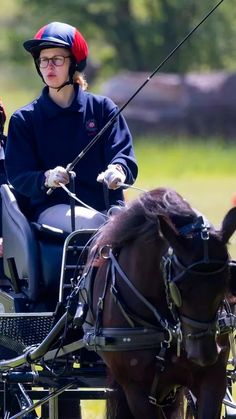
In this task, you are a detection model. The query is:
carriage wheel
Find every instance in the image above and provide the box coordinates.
[0,383,38,418]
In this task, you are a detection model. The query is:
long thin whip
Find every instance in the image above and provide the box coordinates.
[67,0,224,172]
[47,0,224,196]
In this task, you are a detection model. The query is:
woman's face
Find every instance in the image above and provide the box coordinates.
[39,47,71,89]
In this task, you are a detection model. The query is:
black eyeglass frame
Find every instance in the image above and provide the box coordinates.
[37,55,71,69]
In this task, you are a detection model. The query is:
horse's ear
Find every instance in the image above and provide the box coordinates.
[158,215,183,251]
[220,207,236,244]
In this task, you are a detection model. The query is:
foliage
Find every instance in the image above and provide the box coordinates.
[7,0,236,76]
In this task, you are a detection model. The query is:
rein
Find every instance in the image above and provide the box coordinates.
[170,252,229,282]
[180,314,219,339]
[109,249,175,333]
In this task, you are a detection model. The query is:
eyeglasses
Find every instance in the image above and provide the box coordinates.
[37,55,71,69]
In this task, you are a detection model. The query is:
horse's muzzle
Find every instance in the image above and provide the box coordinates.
[185,334,218,367]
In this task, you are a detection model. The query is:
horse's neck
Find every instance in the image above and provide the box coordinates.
[98,238,172,327]
[119,238,166,299]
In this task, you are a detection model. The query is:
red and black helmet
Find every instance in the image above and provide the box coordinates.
[23,21,88,73]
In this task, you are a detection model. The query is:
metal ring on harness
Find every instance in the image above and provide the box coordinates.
[99,244,112,259]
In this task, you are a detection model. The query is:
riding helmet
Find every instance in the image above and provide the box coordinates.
[23,22,89,82]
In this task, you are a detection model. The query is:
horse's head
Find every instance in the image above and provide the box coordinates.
[158,202,236,367]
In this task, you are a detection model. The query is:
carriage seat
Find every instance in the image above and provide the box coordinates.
[1,184,68,309]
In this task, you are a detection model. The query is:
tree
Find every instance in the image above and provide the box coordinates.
[10,0,236,75]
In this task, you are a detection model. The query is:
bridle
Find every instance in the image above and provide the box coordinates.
[162,216,229,339]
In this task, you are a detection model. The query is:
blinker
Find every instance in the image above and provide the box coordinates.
[169,282,182,307]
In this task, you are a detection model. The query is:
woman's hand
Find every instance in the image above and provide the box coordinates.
[44,166,70,188]
[97,164,126,189]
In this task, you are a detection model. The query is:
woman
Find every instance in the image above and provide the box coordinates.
[5,22,138,232]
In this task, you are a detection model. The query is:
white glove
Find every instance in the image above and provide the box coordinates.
[44,166,70,188]
[97,164,126,190]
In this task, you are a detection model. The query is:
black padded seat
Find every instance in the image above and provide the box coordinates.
[1,184,68,307]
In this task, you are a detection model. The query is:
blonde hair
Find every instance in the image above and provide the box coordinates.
[73,71,88,91]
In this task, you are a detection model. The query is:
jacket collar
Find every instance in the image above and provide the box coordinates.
[39,84,85,118]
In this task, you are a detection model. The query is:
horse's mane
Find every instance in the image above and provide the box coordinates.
[94,187,196,249]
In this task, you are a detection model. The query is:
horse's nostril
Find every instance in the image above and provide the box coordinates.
[185,335,219,367]
[187,344,218,367]
[188,354,218,367]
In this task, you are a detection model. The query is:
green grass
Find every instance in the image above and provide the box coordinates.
[129,138,236,220]
[135,138,236,178]
[81,400,106,418]
[126,138,236,258]
[0,64,40,119]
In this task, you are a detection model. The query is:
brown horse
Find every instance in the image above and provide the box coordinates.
[81,187,236,419]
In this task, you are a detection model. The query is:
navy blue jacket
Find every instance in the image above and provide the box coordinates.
[5,85,138,220]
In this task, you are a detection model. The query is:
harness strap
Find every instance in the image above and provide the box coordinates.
[171,253,228,283]
[110,258,135,327]
[110,282,170,329]
[178,216,208,236]
[94,262,111,337]
[110,283,135,328]
[83,327,168,351]
[149,346,167,405]
[111,259,167,329]
[109,250,174,333]
[180,313,218,339]
[180,314,217,330]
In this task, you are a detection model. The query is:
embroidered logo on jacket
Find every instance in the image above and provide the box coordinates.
[86,119,98,135]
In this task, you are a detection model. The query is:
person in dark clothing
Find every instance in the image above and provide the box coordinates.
[0,100,7,254]
[0,100,7,185]
[5,22,138,232]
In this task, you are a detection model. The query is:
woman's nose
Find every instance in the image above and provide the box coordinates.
[48,59,55,68]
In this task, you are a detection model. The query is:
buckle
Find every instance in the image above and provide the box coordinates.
[149,395,157,405]
[161,328,172,348]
